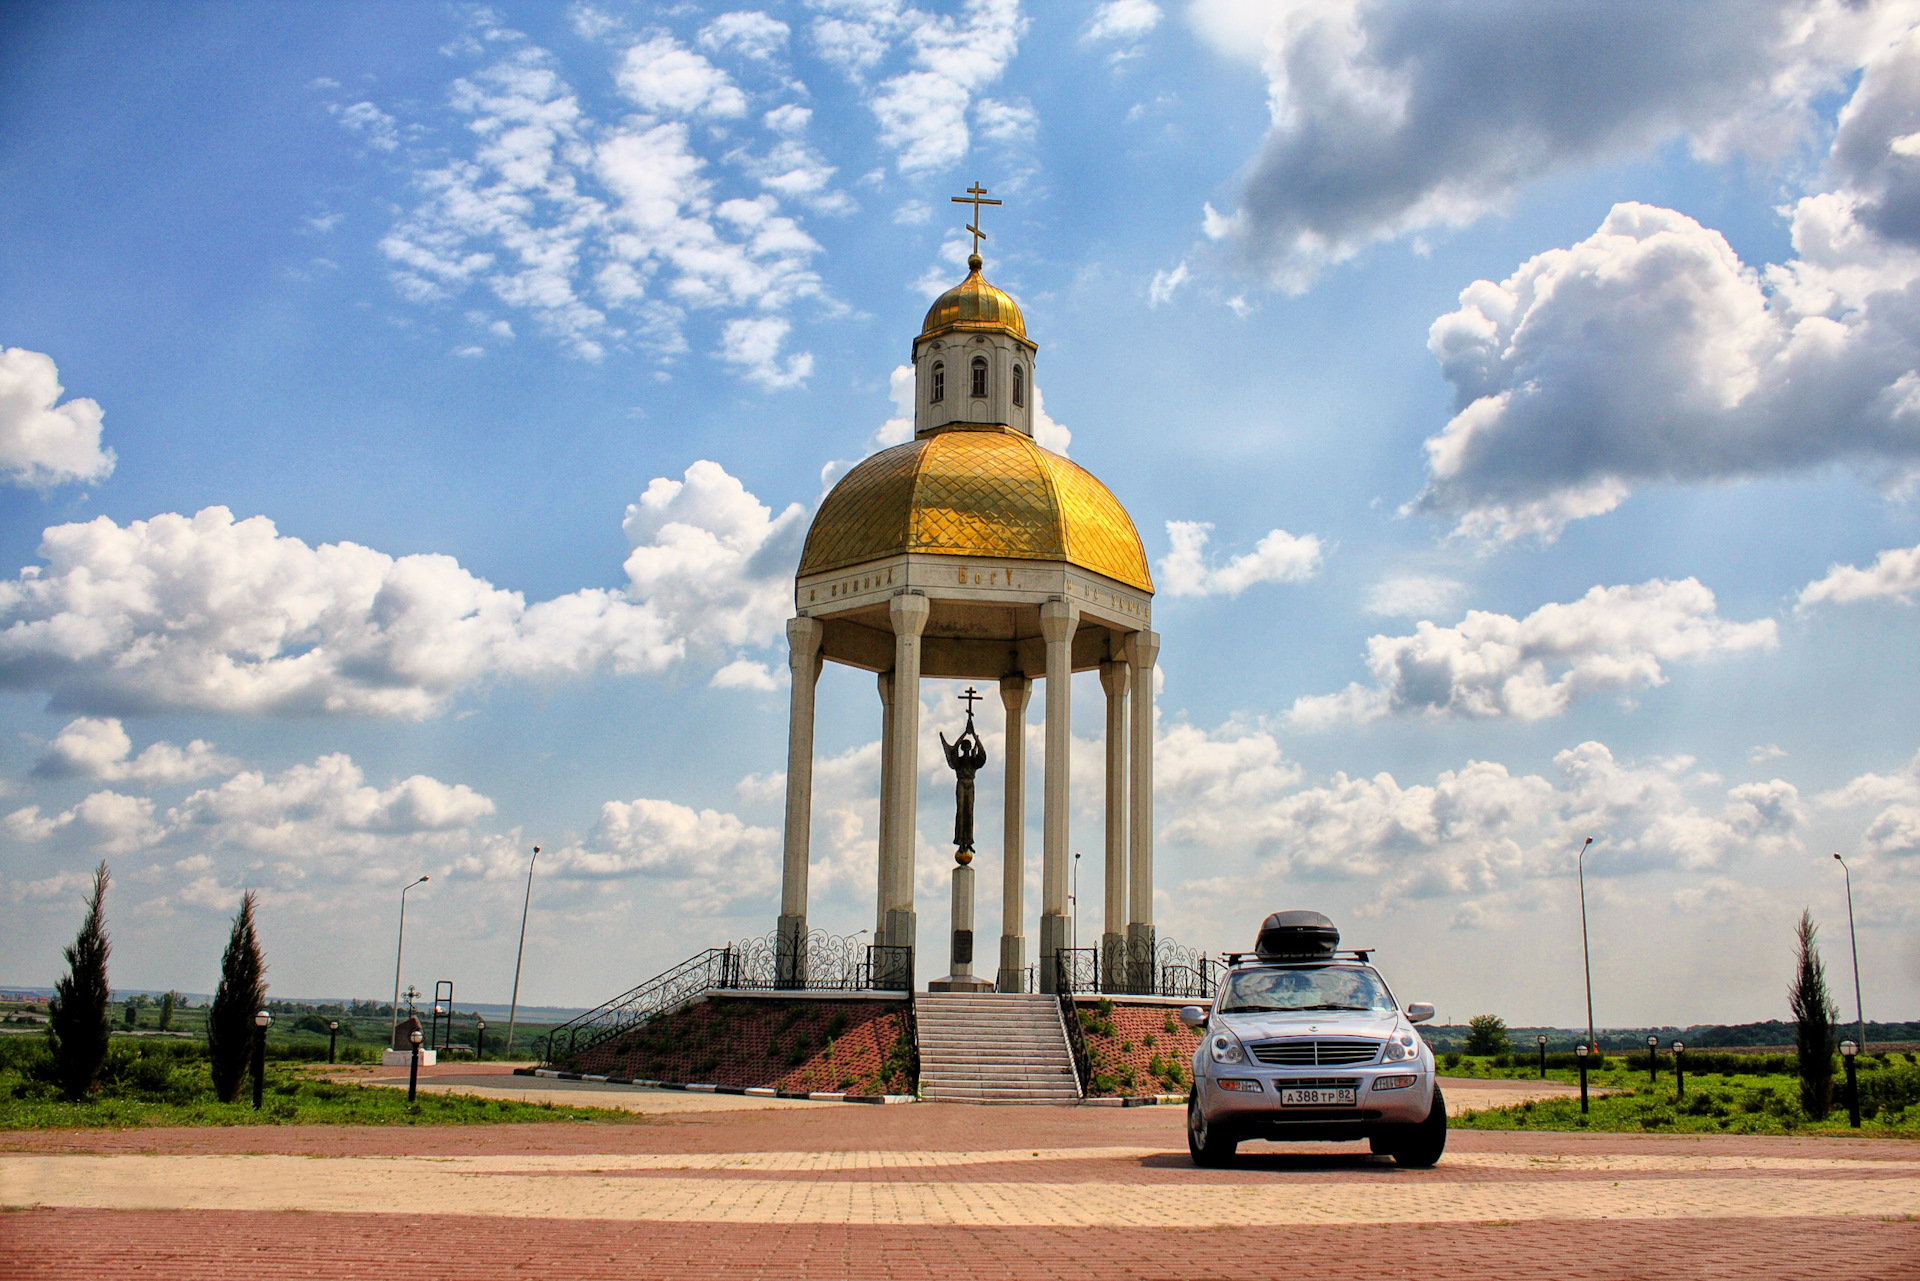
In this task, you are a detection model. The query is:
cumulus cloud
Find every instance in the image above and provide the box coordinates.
[1820,748,1920,859]
[1147,260,1188,307]
[1799,540,1920,606]
[3,790,160,855]
[1364,574,1465,618]
[1030,386,1071,455]
[1167,732,1804,911]
[1191,0,1899,289]
[0,462,802,717]
[1413,28,1920,542]
[698,11,791,64]
[0,347,115,489]
[871,364,917,449]
[814,0,1028,174]
[34,717,236,785]
[1085,0,1161,46]
[374,40,827,380]
[1159,521,1323,597]
[1291,578,1776,726]
[718,315,814,388]
[615,35,747,118]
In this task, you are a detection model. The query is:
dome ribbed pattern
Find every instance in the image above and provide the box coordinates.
[920,263,1028,342]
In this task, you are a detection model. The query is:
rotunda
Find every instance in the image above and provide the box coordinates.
[776,237,1160,995]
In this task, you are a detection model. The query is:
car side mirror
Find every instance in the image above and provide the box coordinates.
[1405,1003,1435,1024]
[1177,1006,1208,1029]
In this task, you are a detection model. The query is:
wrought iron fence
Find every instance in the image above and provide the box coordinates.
[1048,936,1226,1000]
[541,931,914,1066]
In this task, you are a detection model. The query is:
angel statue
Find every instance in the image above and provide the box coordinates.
[939,688,989,862]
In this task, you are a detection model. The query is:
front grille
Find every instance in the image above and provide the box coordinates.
[1271,1076,1359,1089]
[1248,1039,1380,1067]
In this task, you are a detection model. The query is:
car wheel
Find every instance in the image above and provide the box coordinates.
[1390,1085,1448,1169]
[1187,1091,1238,1167]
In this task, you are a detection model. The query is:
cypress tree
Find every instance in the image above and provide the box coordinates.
[47,862,112,1101]
[1789,908,1836,1120]
[208,891,267,1103]
[158,990,176,1031]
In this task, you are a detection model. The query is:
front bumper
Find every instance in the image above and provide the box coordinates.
[1197,1064,1434,1135]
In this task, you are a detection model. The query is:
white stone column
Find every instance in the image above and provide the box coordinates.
[883,593,930,962]
[1126,628,1159,990]
[874,670,895,941]
[777,616,824,987]
[996,674,1031,992]
[1098,657,1129,992]
[1038,598,1078,992]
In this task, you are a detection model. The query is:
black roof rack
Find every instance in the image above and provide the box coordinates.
[1225,948,1373,966]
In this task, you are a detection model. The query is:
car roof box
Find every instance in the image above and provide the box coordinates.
[1255,910,1340,960]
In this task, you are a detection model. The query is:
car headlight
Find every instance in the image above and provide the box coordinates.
[1384,1039,1410,1061]
[1209,1032,1245,1064]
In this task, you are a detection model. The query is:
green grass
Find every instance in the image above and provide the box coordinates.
[0,1035,634,1130]
[1452,1070,1920,1137]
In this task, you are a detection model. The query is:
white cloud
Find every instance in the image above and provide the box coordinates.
[871,363,917,449]
[718,315,815,388]
[34,717,236,785]
[1820,748,1920,859]
[1147,260,1188,307]
[1159,521,1323,597]
[374,42,824,380]
[1799,540,1920,606]
[1189,0,1900,289]
[711,658,780,690]
[1085,0,1161,44]
[3,790,160,855]
[1750,743,1789,764]
[615,35,748,118]
[816,0,1029,174]
[973,96,1036,146]
[0,348,115,489]
[1364,574,1465,618]
[1166,732,1804,911]
[1030,385,1071,455]
[699,12,791,63]
[0,462,802,717]
[1414,28,1920,543]
[330,100,400,151]
[545,796,779,915]
[1291,578,1776,726]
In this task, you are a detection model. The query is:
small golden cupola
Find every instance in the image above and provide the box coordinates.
[910,250,1038,439]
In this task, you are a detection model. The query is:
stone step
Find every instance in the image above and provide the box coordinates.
[913,991,1080,1105]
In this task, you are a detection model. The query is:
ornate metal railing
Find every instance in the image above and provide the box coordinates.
[541,931,914,1067]
[1049,936,1226,1000]
[1052,953,1093,1094]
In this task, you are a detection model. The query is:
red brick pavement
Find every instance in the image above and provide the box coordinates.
[6,1208,1913,1280]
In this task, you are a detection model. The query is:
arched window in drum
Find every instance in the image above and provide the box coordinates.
[971,356,988,398]
[930,362,944,402]
[1012,363,1024,408]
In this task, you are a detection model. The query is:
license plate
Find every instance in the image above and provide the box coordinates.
[1280,1087,1355,1107]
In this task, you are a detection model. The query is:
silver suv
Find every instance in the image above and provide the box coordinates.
[1181,910,1445,1168]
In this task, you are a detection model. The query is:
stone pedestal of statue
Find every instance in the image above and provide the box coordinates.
[381,1013,438,1066]
[929,863,994,993]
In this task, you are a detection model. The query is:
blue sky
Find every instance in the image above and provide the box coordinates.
[5,0,1920,1027]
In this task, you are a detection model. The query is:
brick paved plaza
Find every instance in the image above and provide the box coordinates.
[4,1070,1916,1280]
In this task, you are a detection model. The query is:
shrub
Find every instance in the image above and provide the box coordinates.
[1788,909,1836,1120]
[1464,1015,1510,1056]
[48,863,113,1101]
[208,891,267,1104]
[158,992,176,1032]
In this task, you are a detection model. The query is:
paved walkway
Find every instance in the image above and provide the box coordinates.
[4,1092,1916,1278]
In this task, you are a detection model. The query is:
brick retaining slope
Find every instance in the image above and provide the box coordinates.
[566,996,913,1095]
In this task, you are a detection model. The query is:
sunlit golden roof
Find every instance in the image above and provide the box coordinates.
[799,427,1152,593]
[920,254,1028,343]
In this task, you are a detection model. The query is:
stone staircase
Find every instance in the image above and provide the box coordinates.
[913,992,1082,1104]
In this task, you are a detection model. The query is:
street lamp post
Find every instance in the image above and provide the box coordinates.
[1834,853,1867,1053]
[1070,851,1081,955]
[1646,1034,1659,1084]
[327,1020,338,1065]
[1673,1040,1686,1100]
[252,1009,271,1109]
[476,1019,486,1060]
[1537,1034,1548,1079]
[1577,837,1597,1052]
[1841,1040,1861,1128]
[1576,1043,1590,1115]
[391,876,430,1039]
[408,1028,424,1104]
[506,847,539,1055]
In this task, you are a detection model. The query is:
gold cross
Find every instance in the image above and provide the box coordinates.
[950,182,1002,256]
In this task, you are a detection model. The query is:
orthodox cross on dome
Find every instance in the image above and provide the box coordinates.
[951,183,1002,259]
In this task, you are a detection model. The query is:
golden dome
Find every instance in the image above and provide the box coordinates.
[920,255,1028,343]
[800,427,1152,593]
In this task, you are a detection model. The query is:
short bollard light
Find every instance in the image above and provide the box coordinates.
[1842,1040,1861,1128]
[476,1018,487,1060]
[1537,1033,1548,1079]
[1673,1040,1686,1099]
[252,1009,271,1110]
[408,1028,424,1104]
[1576,1043,1590,1115]
[1647,1034,1660,1083]
[327,1019,339,1065]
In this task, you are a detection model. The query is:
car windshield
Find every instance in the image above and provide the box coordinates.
[1217,965,1395,1015]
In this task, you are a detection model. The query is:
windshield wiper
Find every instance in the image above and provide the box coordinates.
[1294,1004,1375,1011]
